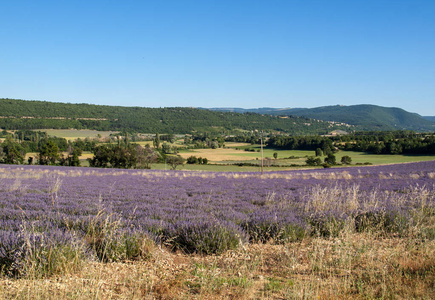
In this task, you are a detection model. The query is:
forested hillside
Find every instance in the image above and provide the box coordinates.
[283,105,434,131]
[209,105,435,132]
[0,99,352,134]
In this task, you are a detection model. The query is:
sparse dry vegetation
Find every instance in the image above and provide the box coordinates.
[1,230,434,299]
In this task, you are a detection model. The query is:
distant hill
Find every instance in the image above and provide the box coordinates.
[206,107,307,114]
[423,116,435,122]
[0,98,352,135]
[208,105,435,132]
[2,99,432,133]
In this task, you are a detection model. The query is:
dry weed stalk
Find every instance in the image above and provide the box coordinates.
[2,230,434,299]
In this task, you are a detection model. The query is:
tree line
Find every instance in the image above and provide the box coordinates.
[1,130,434,169]
[0,131,185,170]
[267,131,435,155]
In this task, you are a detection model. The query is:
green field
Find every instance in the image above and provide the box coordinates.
[154,163,266,172]
[228,144,435,166]
[229,149,312,159]
[23,138,435,171]
[333,151,435,165]
[27,149,431,172]
[83,147,435,171]
[152,150,435,172]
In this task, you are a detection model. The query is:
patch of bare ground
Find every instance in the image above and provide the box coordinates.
[1,232,434,299]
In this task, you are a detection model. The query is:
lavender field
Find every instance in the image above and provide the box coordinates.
[1,161,434,279]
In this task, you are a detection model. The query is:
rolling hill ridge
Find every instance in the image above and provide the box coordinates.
[1,99,433,133]
[0,98,352,134]
[207,104,435,132]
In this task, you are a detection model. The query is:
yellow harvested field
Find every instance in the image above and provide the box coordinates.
[225,142,251,147]
[79,153,94,159]
[43,129,119,140]
[132,141,154,146]
[179,148,257,161]
[25,152,95,160]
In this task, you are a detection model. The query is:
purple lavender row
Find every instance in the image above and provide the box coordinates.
[1,161,434,275]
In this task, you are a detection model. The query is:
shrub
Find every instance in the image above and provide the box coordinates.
[1,229,87,278]
[0,230,24,277]
[24,233,86,278]
[92,231,154,262]
[187,156,199,164]
[306,156,322,166]
[163,221,247,255]
[243,212,306,243]
[354,210,409,236]
[341,155,352,165]
[307,216,346,237]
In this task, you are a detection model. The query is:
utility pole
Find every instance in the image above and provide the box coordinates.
[260,131,264,175]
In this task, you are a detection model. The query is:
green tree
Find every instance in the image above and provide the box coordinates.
[305,156,322,166]
[368,142,384,154]
[68,147,82,166]
[315,148,323,156]
[209,140,219,149]
[136,144,159,169]
[0,137,25,164]
[216,137,225,148]
[89,144,138,169]
[58,143,82,166]
[167,134,176,143]
[153,133,160,149]
[89,144,112,168]
[387,142,403,154]
[161,143,171,154]
[273,152,278,160]
[323,146,332,156]
[184,135,192,145]
[166,155,184,170]
[0,130,9,138]
[340,155,352,165]
[110,145,137,168]
[324,153,336,165]
[38,140,59,165]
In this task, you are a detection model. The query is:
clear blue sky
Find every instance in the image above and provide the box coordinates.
[1,1,434,115]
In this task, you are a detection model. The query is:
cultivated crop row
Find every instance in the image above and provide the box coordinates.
[1,161,434,277]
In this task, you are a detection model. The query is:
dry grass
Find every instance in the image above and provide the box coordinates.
[178,148,258,162]
[2,231,434,299]
[43,129,119,140]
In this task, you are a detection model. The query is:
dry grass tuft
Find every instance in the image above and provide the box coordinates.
[2,231,434,299]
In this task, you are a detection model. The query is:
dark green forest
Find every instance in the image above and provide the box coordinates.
[283,105,435,131]
[0,98,352,134]
[209,105,435,132]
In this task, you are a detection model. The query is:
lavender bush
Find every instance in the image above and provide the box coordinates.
[0,161,434,277]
